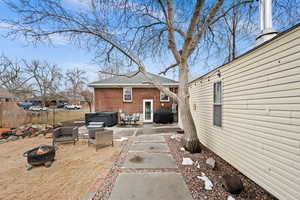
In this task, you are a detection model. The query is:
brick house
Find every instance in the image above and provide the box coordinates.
[88,71,178,122]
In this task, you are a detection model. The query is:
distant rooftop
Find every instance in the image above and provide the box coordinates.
[89,71,178,88]
[0,87,15,99]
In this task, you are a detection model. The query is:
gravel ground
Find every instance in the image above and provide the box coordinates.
[166,135,278,200]
[93,137,132,200]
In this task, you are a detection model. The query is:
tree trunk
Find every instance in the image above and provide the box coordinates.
[88,102,92,112]
[178,62,202,153]
[42,96,46,107]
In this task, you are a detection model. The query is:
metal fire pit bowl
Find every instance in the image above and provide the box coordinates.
[23,145,59,170]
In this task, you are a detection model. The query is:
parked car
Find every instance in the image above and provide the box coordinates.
[57,103,67,108]
[74,104,82,109]
[65,104,76,110]
[65,104,82,110]
[29,106,48,111]
[18,102,33,110]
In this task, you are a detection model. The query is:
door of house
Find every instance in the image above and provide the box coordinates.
[143,99,153,123]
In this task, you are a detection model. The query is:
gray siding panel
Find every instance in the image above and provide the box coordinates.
[189,26,300,200]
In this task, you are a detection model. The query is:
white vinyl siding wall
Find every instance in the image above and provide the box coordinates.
[189,26,300,200]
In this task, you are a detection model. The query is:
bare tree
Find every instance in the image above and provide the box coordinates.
[273,0,300,31]
[65,68,87,101]
[80,90,93,112]
[218,4,256,62]
[24,60,63,106]
[0,54,33,99]
[1,0,259,152]
[212,0,299,63]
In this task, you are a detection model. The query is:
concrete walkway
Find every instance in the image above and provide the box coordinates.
[109,134,193,200]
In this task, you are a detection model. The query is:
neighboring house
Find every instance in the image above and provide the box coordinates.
[25,96,69,106]
[56,91,87,105]
[0,87,15,102]
[89,71,178,122]
[187,24,300,200]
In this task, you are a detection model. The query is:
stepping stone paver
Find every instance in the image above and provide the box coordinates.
[123,153,177,169]
[135,135,165,143]
[109,172,193,200]
[109,130,193,200]
[129,143,170,153]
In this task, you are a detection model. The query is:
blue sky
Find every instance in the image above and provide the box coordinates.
[0,0,298,83]
[0,0,102,82]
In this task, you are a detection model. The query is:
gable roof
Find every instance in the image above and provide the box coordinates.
[89,71,178,88]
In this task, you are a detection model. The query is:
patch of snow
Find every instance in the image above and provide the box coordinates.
[197,172,213,190]
[114,137,128,142]
[227,195,235,200]
[182,157,194,165]
[180,147,185,151]
[170,134,182,141]
[194,161,201,169]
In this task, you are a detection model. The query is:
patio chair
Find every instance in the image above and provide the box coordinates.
[88,128,114,151]
[52,127,79,145]
[132,113,140,124]
[119,113,126,125]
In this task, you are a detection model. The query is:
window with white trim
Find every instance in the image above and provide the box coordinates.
[160,88,170,102]
[123,87,132,102]
[213,81,222,127]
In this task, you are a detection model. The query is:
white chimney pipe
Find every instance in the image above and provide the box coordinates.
[256,0,277,46]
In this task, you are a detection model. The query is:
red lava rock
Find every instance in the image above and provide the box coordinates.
[14,129,24,136]
[27,127,38,135]
[0,128,11,135]
[45,132,53,138]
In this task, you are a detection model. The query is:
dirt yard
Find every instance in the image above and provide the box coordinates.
[0,137,122,200]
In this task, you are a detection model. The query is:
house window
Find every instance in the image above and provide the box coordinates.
[160,89,170,102]
[213,81,222,127]
[123,87,132,102]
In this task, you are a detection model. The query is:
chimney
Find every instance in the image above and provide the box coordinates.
[256,0,277,46]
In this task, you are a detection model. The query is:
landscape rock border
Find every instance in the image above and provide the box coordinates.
[166,135,277,200]
[0,123,63,144]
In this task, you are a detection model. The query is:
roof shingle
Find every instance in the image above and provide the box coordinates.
[89,71,178,87]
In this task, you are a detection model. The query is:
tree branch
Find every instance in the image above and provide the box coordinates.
[188,0,225,56]
[159,63,178,75]
[210,0,254,25]
[139,68,179,102]
[182,0,205,57]
[98,70,141,78]
[165,0,181,62]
